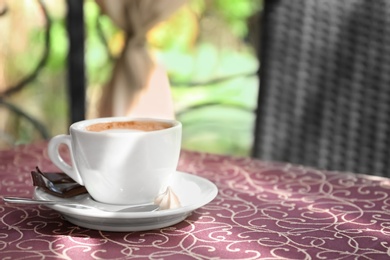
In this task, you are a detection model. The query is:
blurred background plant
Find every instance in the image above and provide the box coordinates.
[0,0,262,156]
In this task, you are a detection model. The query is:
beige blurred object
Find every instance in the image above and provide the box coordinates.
[95,0,186,119]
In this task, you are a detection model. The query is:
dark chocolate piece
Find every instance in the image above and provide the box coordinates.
[31,167,87,198]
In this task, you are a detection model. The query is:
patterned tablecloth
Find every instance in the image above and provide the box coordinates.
[1,142,390,259]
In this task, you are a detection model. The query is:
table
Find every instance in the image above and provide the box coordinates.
[1,142,390,259]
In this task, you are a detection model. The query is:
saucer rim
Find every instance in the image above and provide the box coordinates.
[33,171,218,219]
[62,213,191,232]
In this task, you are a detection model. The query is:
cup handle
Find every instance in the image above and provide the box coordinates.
[47,135,84,186]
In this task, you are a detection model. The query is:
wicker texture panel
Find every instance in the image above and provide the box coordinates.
[254,0,390,176]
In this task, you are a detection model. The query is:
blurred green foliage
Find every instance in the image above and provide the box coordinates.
[211,0,263,38]
[1,0,262,156]
[153,0,262,156]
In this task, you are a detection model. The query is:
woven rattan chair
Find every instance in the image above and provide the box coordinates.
[253,0,390,176]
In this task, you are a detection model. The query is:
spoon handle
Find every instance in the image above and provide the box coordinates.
[3,197,159,212]
[3,197,68,205]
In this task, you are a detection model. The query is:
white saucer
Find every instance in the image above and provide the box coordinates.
[33,171,218,232]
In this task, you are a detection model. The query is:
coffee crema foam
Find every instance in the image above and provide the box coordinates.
[86,121,172,132]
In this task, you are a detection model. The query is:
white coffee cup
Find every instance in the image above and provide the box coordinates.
[48,117,182,205]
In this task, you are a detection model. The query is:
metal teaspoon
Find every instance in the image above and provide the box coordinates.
[3,197,159,212]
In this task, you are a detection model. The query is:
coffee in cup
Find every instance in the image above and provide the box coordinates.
[85,120,172,133]
[48,117,182,205]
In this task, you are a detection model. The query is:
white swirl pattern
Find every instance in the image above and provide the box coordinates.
[1,142,390,259]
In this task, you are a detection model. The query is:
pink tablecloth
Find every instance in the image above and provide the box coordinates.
[1,142,390,259]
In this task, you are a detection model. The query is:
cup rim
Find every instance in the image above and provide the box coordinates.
[70,117,181,134]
